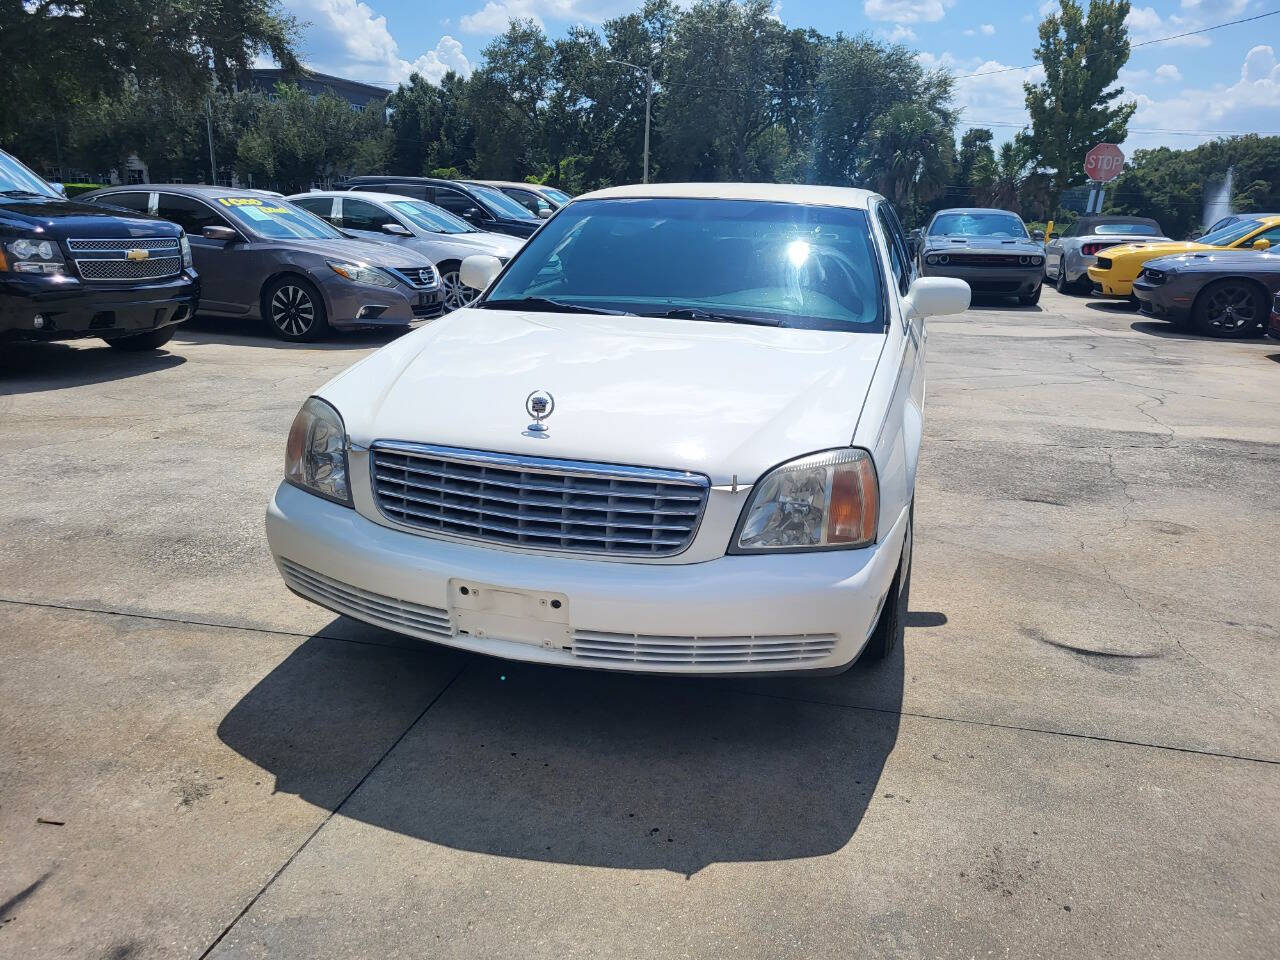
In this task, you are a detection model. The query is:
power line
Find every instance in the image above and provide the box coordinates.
[957,118,1280,137]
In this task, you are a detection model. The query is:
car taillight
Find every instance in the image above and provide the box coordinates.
[1082,243,1103,256]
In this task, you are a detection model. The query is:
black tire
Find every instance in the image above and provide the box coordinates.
[1191,279,1267,338]
[1055,269,1077,295]
[103,326,176,351]
[437,260,479,313]
[1018,283,1042,306]
[861,504,913,663]
[263,276,330,342]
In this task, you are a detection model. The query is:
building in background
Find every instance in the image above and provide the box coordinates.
[243,69,391,112]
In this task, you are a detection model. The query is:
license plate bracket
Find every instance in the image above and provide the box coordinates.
[448,579,570,650]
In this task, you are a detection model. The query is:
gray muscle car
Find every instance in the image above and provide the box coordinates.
[1045,215,1168,294]
[1133,249,1280,338]
[914,207,1044,305]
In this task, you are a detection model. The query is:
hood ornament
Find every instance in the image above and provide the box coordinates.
[523,390,555,438]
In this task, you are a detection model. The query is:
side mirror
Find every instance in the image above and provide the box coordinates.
[902,276,970,319]
[537,208,552,220]
[381,222,413,237]
[1032,229,1045,242]
[50,182,67,197]
[1252,238,1271,252]
[459,254,502,294]
[463,207,481,220]
[202,225,238,242]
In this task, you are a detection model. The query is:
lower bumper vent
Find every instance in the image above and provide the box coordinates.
[571,629,837,665]
[278,559,452,641]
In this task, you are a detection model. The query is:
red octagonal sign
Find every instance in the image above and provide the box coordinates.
[1084,143,1125,182]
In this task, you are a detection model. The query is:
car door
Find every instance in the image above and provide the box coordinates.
[503,187,549,218]
[338,196,405,246]
[291,195,337,227]
[1046,222,1072,278]
[155,192,252,315]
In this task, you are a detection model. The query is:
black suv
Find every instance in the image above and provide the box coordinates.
[0,149,198,350]
[342,176,541,238]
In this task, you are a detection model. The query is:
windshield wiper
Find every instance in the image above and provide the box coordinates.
[479,297,632,316]
[644,307,786,327]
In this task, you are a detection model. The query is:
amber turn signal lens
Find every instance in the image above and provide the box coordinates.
[827,456,878,545]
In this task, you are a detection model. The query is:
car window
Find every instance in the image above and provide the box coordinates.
[875,204,911,296]
[389,200,477,234]
[213,196,345,239]
[929,212,1028,239]
[1094,223,1160,236]
[379,182,427,201]
[1197,219,1262,246]
[156,194,226,235]
[291,196,336,223]
[1250,225,1280,246]
[504,188,550,216]
[543,188,572,205]
[95,192,151,214]
[472,184,538,220]
[434,187,480,218]
[0,149,62,198]
[341,197,398,232]
[485,197,884,332]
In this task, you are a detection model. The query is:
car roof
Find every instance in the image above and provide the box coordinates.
[96,184,267,199]
[465,180,544,191]
[930,207,1022,217]
[577,182,878,209]
[289,190,424,205]
[346,175,467,189]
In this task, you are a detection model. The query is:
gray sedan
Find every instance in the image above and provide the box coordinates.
[289,191,523,311]
[81,185,442,341]
[1133,249,1280,337]
[1045,215,1169,294]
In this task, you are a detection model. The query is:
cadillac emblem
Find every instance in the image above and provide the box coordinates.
[523,390,555,438]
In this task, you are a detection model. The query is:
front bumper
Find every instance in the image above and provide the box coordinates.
[0,272,199,341]
[265,481,906,675]
[316,272,444,330]
[920,263,1041,295]
[1132,277,1194,323]
[1087,266,1135,298]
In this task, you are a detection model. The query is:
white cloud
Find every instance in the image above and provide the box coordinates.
[918,51,1044,142]
[1126,6,1210,47]
[458,0,621,33]
[1124,44,1280,149]
[881,24,918,42]
[1037,1,1056,16]
[980,23,995,35]
[1154,63,1181,82]
[864,0,953,24]
[277,0,472,83]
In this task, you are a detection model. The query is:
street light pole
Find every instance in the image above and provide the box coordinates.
[609,59,654,184]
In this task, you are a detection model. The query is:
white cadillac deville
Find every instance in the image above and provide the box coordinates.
[266,183,969,674]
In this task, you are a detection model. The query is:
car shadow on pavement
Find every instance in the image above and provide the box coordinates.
[0,341,185,395]
[217,620,905,876]
[964,296,1044,313]
[1128,320,1273,344]
[175,314,411,350]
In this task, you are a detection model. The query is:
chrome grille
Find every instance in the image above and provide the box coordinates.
[76,257,183,280]
[278,559,452,640]
[370,442,709,557]
[572,629,837,665]
[67,237,180,251]
[391,266,437,288]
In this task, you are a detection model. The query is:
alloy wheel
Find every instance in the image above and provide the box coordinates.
[440,270,479,312]
[271,284,316,337]
[1204,284,1256,330]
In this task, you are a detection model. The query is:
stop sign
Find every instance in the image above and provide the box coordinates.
[1084,143,1125,182]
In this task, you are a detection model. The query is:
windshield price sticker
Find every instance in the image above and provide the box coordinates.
[218,197,264,207]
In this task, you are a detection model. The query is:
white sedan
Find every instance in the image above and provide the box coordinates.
[266,183,969,674]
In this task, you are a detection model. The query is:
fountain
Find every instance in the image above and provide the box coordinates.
[1203,166,1234,230]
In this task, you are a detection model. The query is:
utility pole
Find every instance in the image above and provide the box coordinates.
[608,59,654,184]
[205,98,217,185]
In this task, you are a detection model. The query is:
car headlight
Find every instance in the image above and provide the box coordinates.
[731,448,879,553]
[327,260,395,288]
[285,397,352,506]
[925,254,938,265]
[3,236,67,275]
[179,233,193,268]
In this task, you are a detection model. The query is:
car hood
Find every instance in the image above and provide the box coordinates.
[0,196,181,238]
[921,235,1042,255]
[1146,250,1280,274]
[269,236,433,267]
[434,230,524,257]
[319,309,888,484]
[1101,241,1210,261]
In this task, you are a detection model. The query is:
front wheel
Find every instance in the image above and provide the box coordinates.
[1192,279,1266,338]
[861,505,913,663]
[264,276,330,342]
[1018,283,1042,306]
[103,326,177,351]
[437,261,480,313]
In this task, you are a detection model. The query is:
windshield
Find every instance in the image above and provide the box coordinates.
[0,150,61,198]
[473,184,539,221]
[215,196,344,239]
[389,199,476,234]
[1196,219,1262,246]
[543,188,572,205]
[929,212,1028,239]
[1094,223,1160,236]
[483,197,884,332]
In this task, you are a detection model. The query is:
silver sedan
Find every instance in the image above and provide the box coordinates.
[290,191,524,311]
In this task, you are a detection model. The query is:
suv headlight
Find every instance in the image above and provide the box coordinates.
[3,236,68,275]
[179,233,193,268]
[327,260,395,288]
[731,448,879,553]
[285,397,352,505]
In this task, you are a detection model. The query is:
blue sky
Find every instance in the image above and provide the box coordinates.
[272,0,1280,153]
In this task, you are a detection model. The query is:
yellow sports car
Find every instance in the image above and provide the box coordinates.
[1088,214,1280,298]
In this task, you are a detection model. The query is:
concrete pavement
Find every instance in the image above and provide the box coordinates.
[1,293,1277,958]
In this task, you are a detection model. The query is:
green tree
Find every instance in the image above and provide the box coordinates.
[1024,0,1135,200]
[972,138,1033,213]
